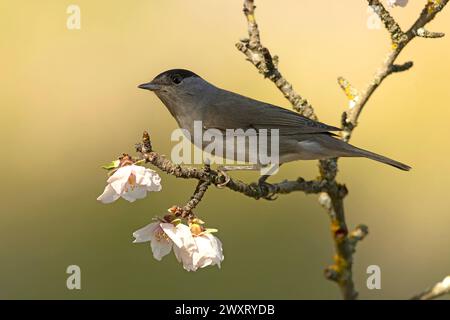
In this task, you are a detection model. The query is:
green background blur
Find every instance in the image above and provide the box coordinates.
[1,0,449,299]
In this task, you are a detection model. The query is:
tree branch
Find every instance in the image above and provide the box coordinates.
[136,132,326,201]
[237,0,363,300]
[342,0,449,141]
[235,0,449,300]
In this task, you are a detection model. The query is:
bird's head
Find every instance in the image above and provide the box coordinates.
[138,69,211,107]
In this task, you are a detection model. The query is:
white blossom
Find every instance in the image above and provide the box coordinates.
[386,0,408,8]
[133,221,195,261]
[172,232,224,271]
[97,164,161,204]
[191,233,224,270]
[133,219,224,272]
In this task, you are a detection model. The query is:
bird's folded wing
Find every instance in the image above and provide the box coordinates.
[201,89,340,135]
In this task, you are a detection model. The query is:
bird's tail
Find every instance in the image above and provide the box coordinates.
[347,145,411,171]
[321,136,411,171]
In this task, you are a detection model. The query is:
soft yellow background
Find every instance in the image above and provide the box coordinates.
[1,0,449,299]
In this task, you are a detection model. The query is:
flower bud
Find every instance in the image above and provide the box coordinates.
[190,223,204,236]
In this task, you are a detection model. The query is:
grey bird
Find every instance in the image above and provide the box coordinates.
[138,69,411,174]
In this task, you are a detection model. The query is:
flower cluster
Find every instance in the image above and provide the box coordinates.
[133,216,223,271]
[97,157,223,271]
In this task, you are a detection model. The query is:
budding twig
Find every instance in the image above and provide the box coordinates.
[416,28,445,38]
[411,276,450,300]
[236,0,317,120]
[368,0,408,46]
[338,77,360,101]
[389,61,414,74]
[344,0,449,141]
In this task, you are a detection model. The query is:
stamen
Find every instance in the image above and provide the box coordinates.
[154,229,170,243]
[127,173,137,190]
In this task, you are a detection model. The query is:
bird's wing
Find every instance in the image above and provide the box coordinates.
[201,89,340,135]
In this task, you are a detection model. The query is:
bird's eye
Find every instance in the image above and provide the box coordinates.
[171,74,182,84]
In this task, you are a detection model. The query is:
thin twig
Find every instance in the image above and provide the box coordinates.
[181,180,211,217]
[236,0,317,119]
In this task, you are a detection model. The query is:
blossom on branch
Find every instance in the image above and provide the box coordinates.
[185,222,224,270]
[97,164,162,203]
[191,232,224,270]
[133,218,224,271]
[133,221,195,261]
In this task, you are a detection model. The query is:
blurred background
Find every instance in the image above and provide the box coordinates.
[1,0,449,299]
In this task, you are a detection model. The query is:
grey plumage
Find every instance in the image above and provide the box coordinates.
[138,69,411,171]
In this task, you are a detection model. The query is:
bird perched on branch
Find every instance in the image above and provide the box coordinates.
[138,69,410,177]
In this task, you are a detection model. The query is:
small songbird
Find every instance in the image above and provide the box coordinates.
[138,69,410,172]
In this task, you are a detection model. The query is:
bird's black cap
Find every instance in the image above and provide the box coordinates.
[138,69,200,91]
[153,69,199,81]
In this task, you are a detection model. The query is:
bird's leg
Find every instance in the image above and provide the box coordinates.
[256,163,283,200]
[256,174,278,201]
[258,174,269,184]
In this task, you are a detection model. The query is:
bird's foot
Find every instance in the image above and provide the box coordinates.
[216,169,231,188]
[215,165,259,188]
[254,175,278,200]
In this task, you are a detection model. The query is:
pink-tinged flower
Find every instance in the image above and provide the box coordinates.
[133,221,196,261]
[97,165,161,203]
[386,0,408,8]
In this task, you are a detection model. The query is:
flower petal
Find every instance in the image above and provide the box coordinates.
[96,184,120,204]
[173,246,197,271]
[192,233,224,269]
[150,236,173,261]
[108,166,133,194]
[161,223,196,251]
[121,186,147,202]
[141,169,162,192]
[148,173,162,192]
[133,222,159,243]
[132,165,149,184]
[134,222,173,261]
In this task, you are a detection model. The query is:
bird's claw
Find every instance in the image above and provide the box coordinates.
[216,169,231,188]
[260,182,278,201]
[256,176,278,201]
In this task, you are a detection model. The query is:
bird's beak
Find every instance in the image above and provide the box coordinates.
[138,81,161,91]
